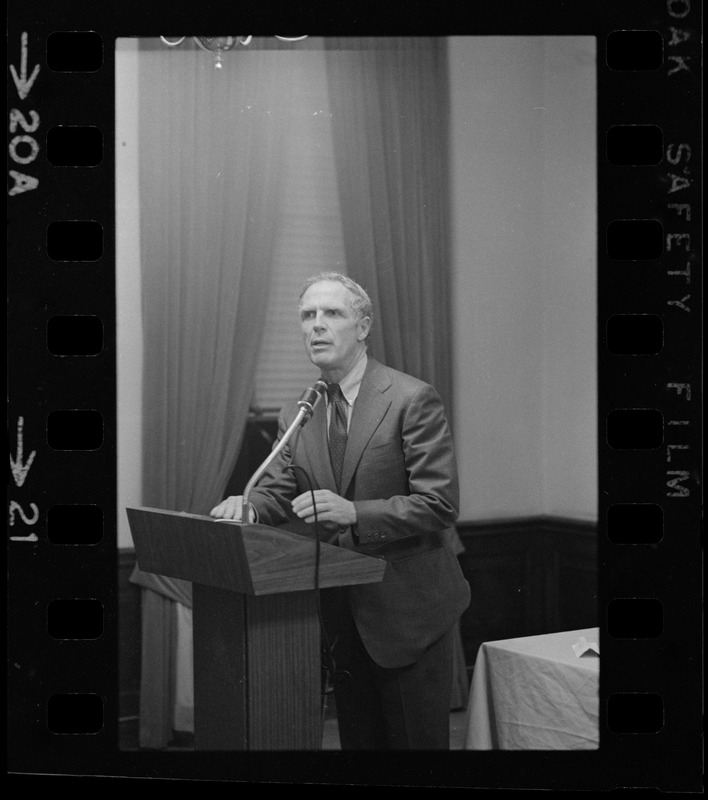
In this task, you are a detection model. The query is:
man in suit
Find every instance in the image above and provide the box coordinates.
[210,272,470,749]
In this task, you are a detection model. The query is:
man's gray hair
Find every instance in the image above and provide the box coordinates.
[298,272,374,327]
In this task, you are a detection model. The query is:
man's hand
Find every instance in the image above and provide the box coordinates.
[291,490,357,527]
[209,495,256,522]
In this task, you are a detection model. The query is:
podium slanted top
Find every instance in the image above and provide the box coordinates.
[127,506,386,596]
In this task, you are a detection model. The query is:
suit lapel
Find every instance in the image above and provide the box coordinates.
[339,359,392,497]
[301,358,393,497]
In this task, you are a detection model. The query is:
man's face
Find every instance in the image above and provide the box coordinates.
[300,280,371,379]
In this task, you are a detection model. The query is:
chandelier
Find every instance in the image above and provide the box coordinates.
[159,35,309,69]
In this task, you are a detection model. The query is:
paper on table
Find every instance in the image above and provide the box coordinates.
[572,636,600,657]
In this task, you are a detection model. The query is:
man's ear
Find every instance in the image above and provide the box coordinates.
[357,316,372,341]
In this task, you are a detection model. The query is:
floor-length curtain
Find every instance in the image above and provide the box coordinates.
[324,38,453,417]
[129,42,296,747]
[324,38,467,709]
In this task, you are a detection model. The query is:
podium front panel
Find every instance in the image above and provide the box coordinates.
[192,584,321,750]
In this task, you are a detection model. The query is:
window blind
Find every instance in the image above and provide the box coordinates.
[252,51,346,415]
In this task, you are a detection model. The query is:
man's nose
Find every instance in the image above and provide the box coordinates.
[313,312,327,330]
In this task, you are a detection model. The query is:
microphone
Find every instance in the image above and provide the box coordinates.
[241,380,328,522]
[297,379,328,423]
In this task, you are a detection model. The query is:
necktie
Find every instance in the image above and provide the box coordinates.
[327,383,348,490]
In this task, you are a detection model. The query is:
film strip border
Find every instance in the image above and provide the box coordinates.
[6,1,703,789]
[7,20,118,769]
[599,5,702,782]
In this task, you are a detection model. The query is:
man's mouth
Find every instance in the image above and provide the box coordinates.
[311,340,331,348]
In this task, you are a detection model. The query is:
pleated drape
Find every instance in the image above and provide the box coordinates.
[130,43,296,747]
[324,38,454,419]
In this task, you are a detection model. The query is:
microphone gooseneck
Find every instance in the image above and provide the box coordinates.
[241,380,327,522]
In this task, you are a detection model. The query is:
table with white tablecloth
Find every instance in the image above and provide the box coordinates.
[464,627,599,750]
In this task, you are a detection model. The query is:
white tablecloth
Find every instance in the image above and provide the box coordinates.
[464,628,599,750]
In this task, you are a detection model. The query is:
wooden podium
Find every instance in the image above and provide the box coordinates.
[127,506,386,750]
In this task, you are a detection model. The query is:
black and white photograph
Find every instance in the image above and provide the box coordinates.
[116,35,598,755]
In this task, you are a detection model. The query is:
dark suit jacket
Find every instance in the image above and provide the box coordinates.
[249,357,471,668]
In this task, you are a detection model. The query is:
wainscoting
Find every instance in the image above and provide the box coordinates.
[456,516,598,668]
[119,515,597,734]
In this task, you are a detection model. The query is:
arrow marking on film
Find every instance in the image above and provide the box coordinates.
[10,417,37,488]
[10,32,40,100]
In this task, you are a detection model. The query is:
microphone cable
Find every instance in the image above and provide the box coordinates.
[283,463,349,706]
